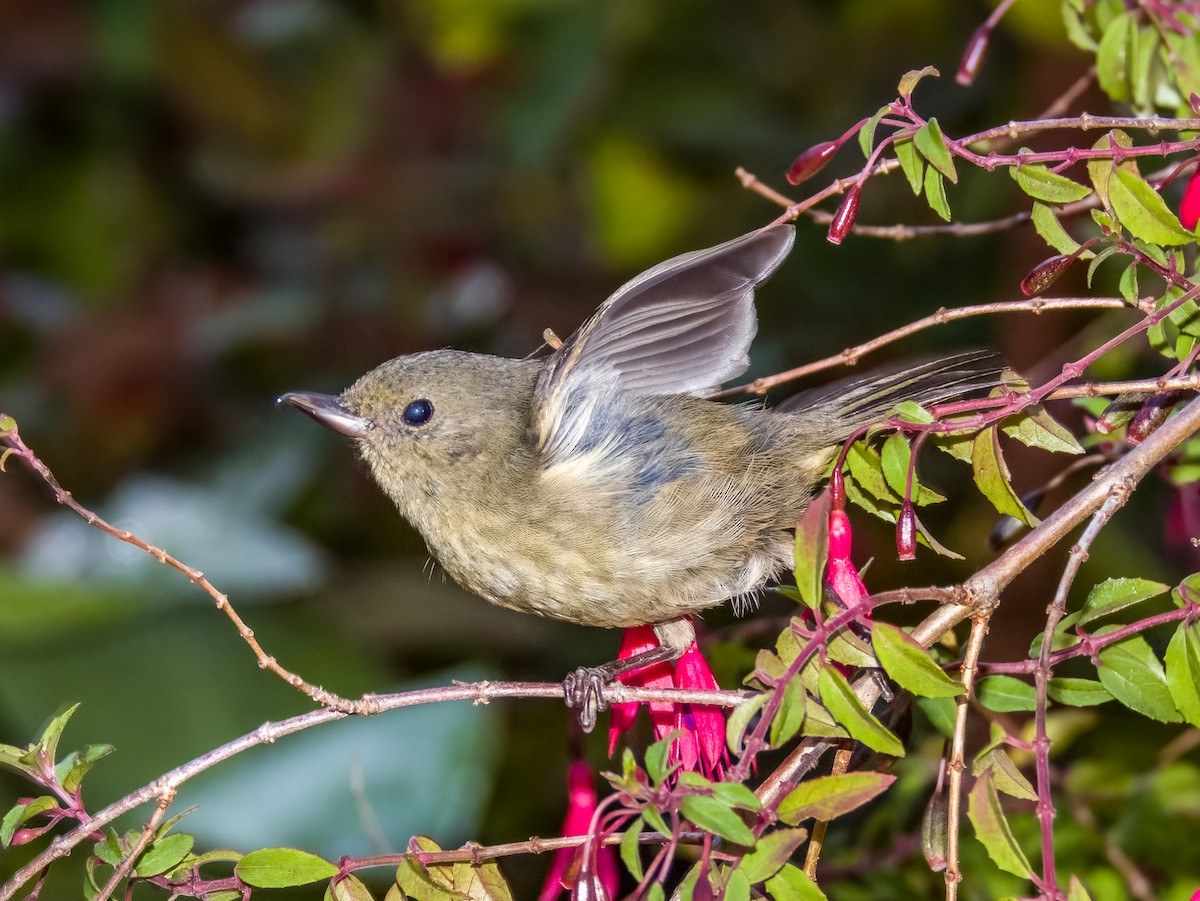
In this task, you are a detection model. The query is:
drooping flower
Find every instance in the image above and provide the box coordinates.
[539,762,620,901]
[825,474,869,609]
[608,620,728,779]
[1181,160,1200,230]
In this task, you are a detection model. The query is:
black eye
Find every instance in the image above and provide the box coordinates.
[402,398,434,426]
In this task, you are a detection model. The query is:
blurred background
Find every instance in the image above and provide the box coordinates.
[1,1,1188,898]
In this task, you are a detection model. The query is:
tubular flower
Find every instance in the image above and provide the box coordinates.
[539,762,619,901]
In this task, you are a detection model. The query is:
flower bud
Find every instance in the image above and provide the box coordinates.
[827,185,861,245]
[786,141,838,185]
[1180,162,1200,230]
[1019,253,1074,297]
[1127,390,1186,444]
[896,499,917,561]
[956,24,989,86]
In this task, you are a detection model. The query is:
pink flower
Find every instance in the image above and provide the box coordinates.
[826,507,869,608]
[539,762,620,901]
[1181,161,1200,230]
[608,620,728,779]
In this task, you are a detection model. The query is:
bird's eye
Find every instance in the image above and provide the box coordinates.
[402,398,435,426]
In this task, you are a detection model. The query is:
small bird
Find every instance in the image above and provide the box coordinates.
[280,225,981,727]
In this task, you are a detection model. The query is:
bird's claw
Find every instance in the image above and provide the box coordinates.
[563,666,613,733]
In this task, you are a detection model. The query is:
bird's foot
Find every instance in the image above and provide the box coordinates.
[562,664,617,733]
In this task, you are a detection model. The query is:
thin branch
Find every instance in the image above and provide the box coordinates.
[944,616,989,901]
[94,790,175,901]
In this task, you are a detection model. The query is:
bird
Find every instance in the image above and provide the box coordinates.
[280,225,983,728]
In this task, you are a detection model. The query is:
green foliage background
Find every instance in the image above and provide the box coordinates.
[2,2,1193,898]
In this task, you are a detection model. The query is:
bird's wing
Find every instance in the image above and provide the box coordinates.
[528,225,794,458]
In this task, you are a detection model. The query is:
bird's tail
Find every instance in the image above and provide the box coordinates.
[777,351,999,442]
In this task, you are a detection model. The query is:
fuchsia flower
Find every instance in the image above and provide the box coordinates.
[539,762,620,901]
[608,620,728,779]
[1181,160,1200,230]
[825,470,870,608]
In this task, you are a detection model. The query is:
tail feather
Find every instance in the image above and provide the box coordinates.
[777,351,999,437]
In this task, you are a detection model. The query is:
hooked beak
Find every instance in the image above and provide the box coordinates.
[277,391,373,438]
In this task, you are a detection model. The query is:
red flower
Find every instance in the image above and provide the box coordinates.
[826,507,869,608]
[539,762,620,901]
[609,620,728,779]
[1181,161,1200,230]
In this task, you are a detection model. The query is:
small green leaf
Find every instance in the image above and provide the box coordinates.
[1,796,58,847]
[858,106,889,158]
[818,667,905,756]
[968,769,1034,878]
[1047,678,1113,707]
[924,166,952,221]
[916,696,958,738]
[645,733,677,786]
[976,676,1037,712]
[236,848,339,888]
[894,401,935,424]
[973,748,1037,801]
[972,428,1039,526]
[895,139,925,195]
[1096,12,1132,102]
[1165,623,1200,728]
[738,827,808,885]
[37,703,81,769]
[1118,261,1140,304]
[777,771,896,825]
[680,795,756,846]
[914,119,958,183]
[765,864,828,901]
[847,443,898,503]
[1068,874,1096,901]
[1031,202,1083,255]
[710,779,762,812]
[1097,632,1182,722]
[1001,407,1084,455]
[1014,165,1091,204]
[769,679,807,747]
[793,490,830,609]
[326,874,374,901]
[1087,130,1133,205]
[134,833,195,878]
[620,816,645,882]
[724,867,751,901]
[881,434,945,505]
[56,744,115,794]
[1109,167,1196,246]
[1080,577,1169,624]
[872,623,964,698]
[727,692,770,755]
[799,699,850,740]
[897,66,940,99]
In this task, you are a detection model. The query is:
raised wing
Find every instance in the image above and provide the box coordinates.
[529,225,794,456]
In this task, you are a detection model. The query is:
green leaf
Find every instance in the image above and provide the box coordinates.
[326,874,374,901]
[56,744,115,794]
[894,400,935,424]
[680,795,756,846]
[818,667,904,756]
[236,848,339,888]
[710,780,763,812]
[1097,632,1182,722]
[37,703,81,770]
[793,490,830,609]
[1001,407,1084,455]
[799,699,850,740]
[968,769,1034,878]
[976,676,1037,712]
[973,748,1037,801]
[396,837,512,901]
[1080,577,1169,624]
[1096,12,1132,102]
[645,733,676,786]
[881,434,945,505]
[769,679,807,747]
[916,696,958,738]
[1068,874,1096,901]
[1118,260,1140,304]
[897,66,940,98]
[1087,130,1133,206]
[847,443,898,503]
[1047,678,1113,707]
[1,796,58,847]
[777,771,896,826]
[728,692,769,755]
[1165,623,1200,728]
[765,864,828,901]
[134,833,195,878]
[737,827,807,884]
[642,803,670,839]
[724,867,751,901]
[972,428,1039,526]
[914,119,958,183]
[1014,165,1091,203]
[858,106,889,158]
[1031,202,1083,255]
[924,166,951,221]
[895,139,925,195]
[620,816,645,882]
[872,623,965,698]
[1109,167,1196,245]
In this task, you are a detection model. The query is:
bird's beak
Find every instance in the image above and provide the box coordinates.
[277,391,373,438]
